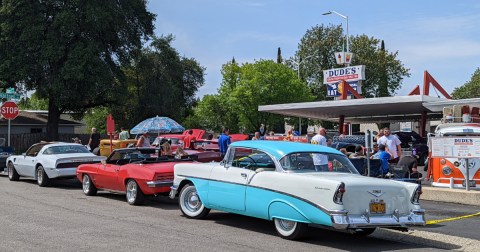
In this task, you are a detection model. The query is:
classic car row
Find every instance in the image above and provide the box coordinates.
[5,141,425,240]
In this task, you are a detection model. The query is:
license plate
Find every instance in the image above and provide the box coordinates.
[462,180,476,187]
[370,201,386,214]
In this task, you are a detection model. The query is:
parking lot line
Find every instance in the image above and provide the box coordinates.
[426,212,480,225]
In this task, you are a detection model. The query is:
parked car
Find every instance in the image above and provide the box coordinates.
[0,146,14,173]
[76,147,221,205]
[6,142,106,187]
[170,141,425,240]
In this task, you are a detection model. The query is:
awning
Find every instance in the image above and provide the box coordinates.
[258,95,450,123]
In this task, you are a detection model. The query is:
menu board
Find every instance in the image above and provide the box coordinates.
[430,136,480,158]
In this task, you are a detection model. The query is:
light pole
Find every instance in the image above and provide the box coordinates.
[291,53,316,79]
[322,10,349,64]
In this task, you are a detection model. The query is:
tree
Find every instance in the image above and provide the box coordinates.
[18,92,48,110]
[451,68,480,99]
[189,60,314,133]
[291,24,409,100]
[105,35,205,129]
[0,0,155,140]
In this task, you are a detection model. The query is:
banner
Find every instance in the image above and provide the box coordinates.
[334,52,354,65]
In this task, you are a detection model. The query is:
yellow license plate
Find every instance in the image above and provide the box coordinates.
[370,202,386,214]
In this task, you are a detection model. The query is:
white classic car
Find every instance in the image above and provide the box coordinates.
[7,142,106,187]
[170,141,425,240]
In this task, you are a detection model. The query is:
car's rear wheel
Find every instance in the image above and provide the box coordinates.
[352,228,376,236]
[126,179,145,205]
[7,162,19,181]
[82,174,97,196]
[36,165,50,187]
[273,218,307,240]
[179,183,210,219]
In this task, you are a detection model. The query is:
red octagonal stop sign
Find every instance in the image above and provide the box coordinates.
[1,101,19,120]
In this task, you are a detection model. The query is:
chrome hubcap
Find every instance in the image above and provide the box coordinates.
[83,176,90,193]
[127,181,137,202]
[278,219,295,231]
[37,169,43,183]
[8,164,12,178]
[183,187,201,212]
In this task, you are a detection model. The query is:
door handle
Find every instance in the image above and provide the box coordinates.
[241,173,247,178]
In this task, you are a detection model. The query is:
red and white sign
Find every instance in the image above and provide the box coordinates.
[323,65,365,84]
[1,101,19,120]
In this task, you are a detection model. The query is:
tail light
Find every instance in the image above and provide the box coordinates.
[333,182,346,204]
[411,185,422,204]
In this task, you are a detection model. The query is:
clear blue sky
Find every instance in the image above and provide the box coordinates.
[148,0,480,98]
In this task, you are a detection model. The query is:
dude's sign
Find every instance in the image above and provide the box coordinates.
[430,136,480,158]
[323,65,365,84]
[323,65,365,97]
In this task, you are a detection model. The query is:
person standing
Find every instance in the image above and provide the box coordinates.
[119,127,130,140]
[377,127,402,163]
[310,127,328,171]
[218,127,231,157]
[251,132,261,140]
[87,127,101,152]
[183,129,196,149]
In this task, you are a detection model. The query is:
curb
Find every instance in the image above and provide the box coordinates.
[421,186,480,206]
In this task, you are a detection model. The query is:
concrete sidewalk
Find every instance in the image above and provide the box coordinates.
[422,186,480,206]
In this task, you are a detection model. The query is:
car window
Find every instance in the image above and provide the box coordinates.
[43,145,90,155]
[227,147,275,171]
[279,152,359,174]
[25,144,47,157]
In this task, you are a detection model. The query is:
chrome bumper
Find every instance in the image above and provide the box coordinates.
[169,185,178,199]
[330,209,426,229]
[146,180,173,188]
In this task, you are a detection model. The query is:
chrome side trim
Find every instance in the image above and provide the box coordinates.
[146,180,173,188]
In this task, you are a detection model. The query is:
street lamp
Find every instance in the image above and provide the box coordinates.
[322,10,349,59]
[291,54,315,79]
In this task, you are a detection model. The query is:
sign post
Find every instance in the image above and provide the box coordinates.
[106,114,115,154]
[1,101,19,146]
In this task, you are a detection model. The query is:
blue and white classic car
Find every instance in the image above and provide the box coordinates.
[170,141,425,240]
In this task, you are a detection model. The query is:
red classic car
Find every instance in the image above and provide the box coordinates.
[76,147,220,205]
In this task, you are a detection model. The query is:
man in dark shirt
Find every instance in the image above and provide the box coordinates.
[397,151,418,173]
[88,127,101,152]
[218,127,231,157]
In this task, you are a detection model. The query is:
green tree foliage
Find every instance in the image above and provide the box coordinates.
[105,35,205,129]
[291,24,409,100]
[0,0,155,140]
[451,68,480,99]
[189,60,314,133]
[18,92,48,110]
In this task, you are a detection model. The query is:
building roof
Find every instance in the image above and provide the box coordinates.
[0,111,82,126]
[258,95,451,123]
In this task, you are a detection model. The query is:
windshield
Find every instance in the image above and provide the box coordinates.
[279,152,359,174]
[44,145,90,155]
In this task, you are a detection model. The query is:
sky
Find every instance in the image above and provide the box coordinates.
[148,0,480,98]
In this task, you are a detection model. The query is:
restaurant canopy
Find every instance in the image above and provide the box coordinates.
[258,95,480,124]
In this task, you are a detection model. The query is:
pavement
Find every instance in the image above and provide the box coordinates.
[422,186,480,206]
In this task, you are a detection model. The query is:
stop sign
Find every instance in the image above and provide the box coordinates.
[1,101,19,120]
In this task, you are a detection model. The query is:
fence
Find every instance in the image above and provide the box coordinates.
[0,133,108,154]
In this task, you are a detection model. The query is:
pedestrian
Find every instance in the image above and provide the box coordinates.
[251,132,261,140]
[136,132,151,147]
[398,150,419,174]
[377,127,402,163]
[218,127,231,157]
[310,127,328,171]
[87,127,101,152]
[119,127,130,140]
[371,144,391,177]
[183,129,196,149]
